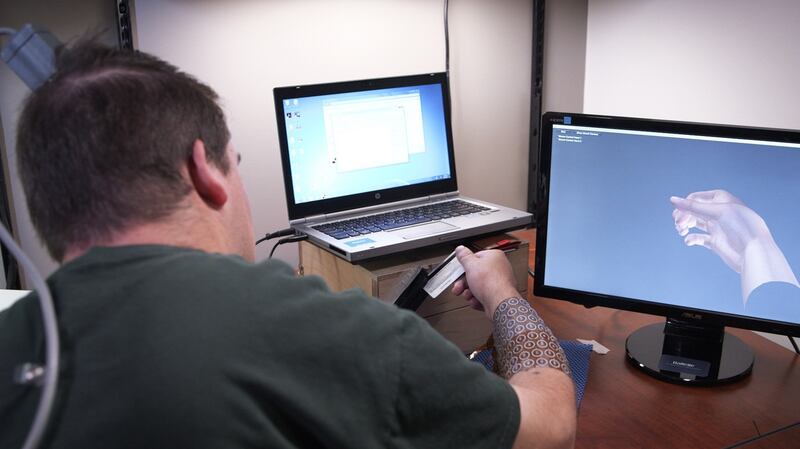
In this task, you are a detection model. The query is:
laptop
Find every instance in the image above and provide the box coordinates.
[273,72,532,262]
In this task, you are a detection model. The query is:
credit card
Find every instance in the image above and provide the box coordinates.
[424,250,465,298]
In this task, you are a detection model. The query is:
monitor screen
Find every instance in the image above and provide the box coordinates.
[274,73,457,220]
[535,112,800,384]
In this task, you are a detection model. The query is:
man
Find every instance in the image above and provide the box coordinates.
[0,41,575,448]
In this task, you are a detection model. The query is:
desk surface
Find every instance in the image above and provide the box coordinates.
[512,230,800,449]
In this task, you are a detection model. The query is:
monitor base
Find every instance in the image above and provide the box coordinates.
[625,319,754,386]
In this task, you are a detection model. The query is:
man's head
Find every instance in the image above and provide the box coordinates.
[16,41,254,262]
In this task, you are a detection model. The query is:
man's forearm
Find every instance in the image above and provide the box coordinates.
[495,297,576,449]
[492,297,571,379]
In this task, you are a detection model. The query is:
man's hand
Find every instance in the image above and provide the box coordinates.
[450,246,520,319]
[670,189,764,273]
[670,189,799,302]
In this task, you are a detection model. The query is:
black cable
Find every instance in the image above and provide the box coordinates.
[443,0,454,131]
[255,227,296,246]
[268,234,309,259]
[443,0,450,76]
[789,335,800,355]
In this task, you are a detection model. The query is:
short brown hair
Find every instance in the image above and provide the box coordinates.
[16,41,231,261]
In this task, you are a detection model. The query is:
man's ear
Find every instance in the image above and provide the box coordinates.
[188,139,228,208]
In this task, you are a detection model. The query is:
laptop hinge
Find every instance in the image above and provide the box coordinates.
[309,197,439,224]
[326,198,419,220]
[298,192,462,225]
[290,214,327,225]
[429,191,459,202]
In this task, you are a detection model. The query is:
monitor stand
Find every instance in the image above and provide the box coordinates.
[625,318,754,386]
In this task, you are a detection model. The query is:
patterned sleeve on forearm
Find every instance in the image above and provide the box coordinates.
[492,297,572,379]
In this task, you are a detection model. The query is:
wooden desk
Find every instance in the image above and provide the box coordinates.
[298,233,529,352]
[512,230,800,449]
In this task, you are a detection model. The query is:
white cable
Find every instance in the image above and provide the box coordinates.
[0,27,17,35]
[0,223,59,449]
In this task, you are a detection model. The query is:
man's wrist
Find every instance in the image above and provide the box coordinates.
[741,237,800,303]
[484,286,524,319]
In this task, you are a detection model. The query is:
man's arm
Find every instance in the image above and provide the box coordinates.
[511,369,576,449]
[453,246,576,449]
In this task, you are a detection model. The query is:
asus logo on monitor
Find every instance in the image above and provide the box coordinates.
[681,312,703,321]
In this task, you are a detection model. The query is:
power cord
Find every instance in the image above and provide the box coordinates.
[788,335,800,355]
[268,233,309,259]
[443,0,453,117]
[255,227,296,246]
[0,223,59,449]
[443,0,450,75]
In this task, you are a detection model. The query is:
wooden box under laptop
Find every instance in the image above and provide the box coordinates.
[298,233,529,352]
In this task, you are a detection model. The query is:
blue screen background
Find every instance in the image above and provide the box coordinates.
[282,84,452,204]
[545,126,800,324]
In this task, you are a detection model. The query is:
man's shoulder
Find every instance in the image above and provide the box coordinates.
[55,244,408,334]
[59,244,298,288]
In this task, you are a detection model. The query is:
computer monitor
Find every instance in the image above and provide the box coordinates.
[535,112,800,385]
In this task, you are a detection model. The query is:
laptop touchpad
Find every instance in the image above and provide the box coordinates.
[395,222,458,240]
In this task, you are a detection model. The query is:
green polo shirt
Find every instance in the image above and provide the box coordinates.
[0,245,518,448]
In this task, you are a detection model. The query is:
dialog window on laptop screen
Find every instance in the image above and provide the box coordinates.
[544,123,800,326]
[281,83,452,204]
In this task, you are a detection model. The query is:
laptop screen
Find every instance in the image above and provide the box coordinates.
[274,73,458,220]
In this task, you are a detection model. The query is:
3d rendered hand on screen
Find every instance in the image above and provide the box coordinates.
[670,189,799,304]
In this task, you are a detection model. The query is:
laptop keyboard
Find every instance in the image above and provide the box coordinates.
[312,200,491,240]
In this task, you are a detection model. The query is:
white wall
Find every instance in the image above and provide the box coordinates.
[0,0,116,285]
[584,0,800,129]
[133,0,534,265]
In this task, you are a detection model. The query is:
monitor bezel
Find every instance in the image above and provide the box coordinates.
[535,111,800,338]
[273,72,458,221]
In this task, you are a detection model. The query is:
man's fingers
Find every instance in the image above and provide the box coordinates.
[468,297,484,311]
[451,278,467,296]
[454,245,474,268]
[686,190,720,202]
[693,218,708,233]
[673,209,696,232]
[670,196,721,221]
[686,189,742,205]
[673,211,708,236]
[452,279,476,304]
[684,232,712,248]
